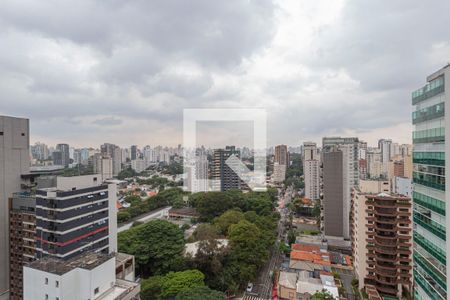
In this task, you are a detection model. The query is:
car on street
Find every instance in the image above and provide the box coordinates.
[246,282,253,293]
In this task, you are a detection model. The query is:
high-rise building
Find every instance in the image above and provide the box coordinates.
[100,143,122,176]
[31,142,49,161]
[367,149,383,179]
[272,162,287,183]
[323,137,359,187]
[303,142,320,200]
[56,143,70,167]
[212,146,243,191]
[274,144,289,166]
[378,139,392,163]
[186,151,209,192]
[35,175,117,260]
[412,65,447,300]
[0,116,30,299]
[322,147,350,239]
[93,153,113,181]
[351,189,412,298]
[130,145,137,161]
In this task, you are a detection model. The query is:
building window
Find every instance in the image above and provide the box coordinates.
[0,132,3,135]
[94,287,99,294]
[45,278,48,285]
[55,280,59,287]
[45,294,48,300]
[21,133,25,136]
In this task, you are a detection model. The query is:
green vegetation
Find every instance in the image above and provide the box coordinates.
[118,220,185,276]
[119,188,279,297]
[279,243,290,255]
[117,167,138,180]
[141,270,205,300]
[187,206,278,292]
[287,229,296,245]
[284,153,304,189]
[117,188,185,223]
[190,188,278,221]
[286,153,303,177]
[163,161,183,175]
[137,175,180,189]
[299,229,320,235]
[312,289,335,299]
[61,165,93,177]
[175,286,226,300]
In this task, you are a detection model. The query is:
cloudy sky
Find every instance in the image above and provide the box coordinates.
[1,0,449,148]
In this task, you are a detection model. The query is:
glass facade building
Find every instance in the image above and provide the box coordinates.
[413,65,449,300]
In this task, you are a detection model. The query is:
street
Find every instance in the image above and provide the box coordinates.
[118,206,171,232]
[242,187,291,300]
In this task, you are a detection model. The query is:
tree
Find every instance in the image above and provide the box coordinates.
[118,220,185,276]
[287,229,296,245]
[141,275,164,300]
[176,286,226,300]
[192,192,236,221]
[242,192,274,216]
[159,270,205,299]
[141,270,205,300]
[192,224,220,241]
[312,289,335,300]
[117,211,131,223]
[117,167,138,180]
[187,239,228,291]
[228,220,269,283]
[214,209,244,235]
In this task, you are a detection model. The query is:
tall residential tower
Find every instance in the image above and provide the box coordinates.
[412,64,448,300]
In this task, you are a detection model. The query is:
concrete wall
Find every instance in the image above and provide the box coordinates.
[0,116,30,297]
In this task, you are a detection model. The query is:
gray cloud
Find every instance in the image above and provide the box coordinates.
[0,0,448,147]
[92,117,123,126]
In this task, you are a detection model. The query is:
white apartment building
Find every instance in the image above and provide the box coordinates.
[303,142,320,200]
[24,253,139,300]
[93,153,113,182]
[273,162,287,183]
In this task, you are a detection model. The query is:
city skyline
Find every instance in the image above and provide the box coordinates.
[2,1,449,147]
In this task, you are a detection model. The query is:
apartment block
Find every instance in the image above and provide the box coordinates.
[351,190,412,298]
[35,175,117,260]
[303,142,320,200]
[212,146,243,191]
[23,252,140,300]
[9,193,36,300]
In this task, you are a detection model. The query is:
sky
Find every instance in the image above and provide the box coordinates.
[1,0,449,148]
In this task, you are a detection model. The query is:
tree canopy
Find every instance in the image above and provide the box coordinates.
[141,270,205,300]
[118,220,185,276]
[175,286,226,300]
[312,289,336,300]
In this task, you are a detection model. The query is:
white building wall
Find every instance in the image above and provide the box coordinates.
[304,160,320,200]
[24,257,116,300]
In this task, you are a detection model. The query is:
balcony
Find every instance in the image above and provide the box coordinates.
[412,76,445,105]
[413,232,446,265]
[413,214,446,240]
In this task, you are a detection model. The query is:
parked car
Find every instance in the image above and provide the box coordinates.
[246,283,253,293]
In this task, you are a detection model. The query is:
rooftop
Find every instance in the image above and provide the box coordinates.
[25,252,114,275]
[279,271,297,289]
